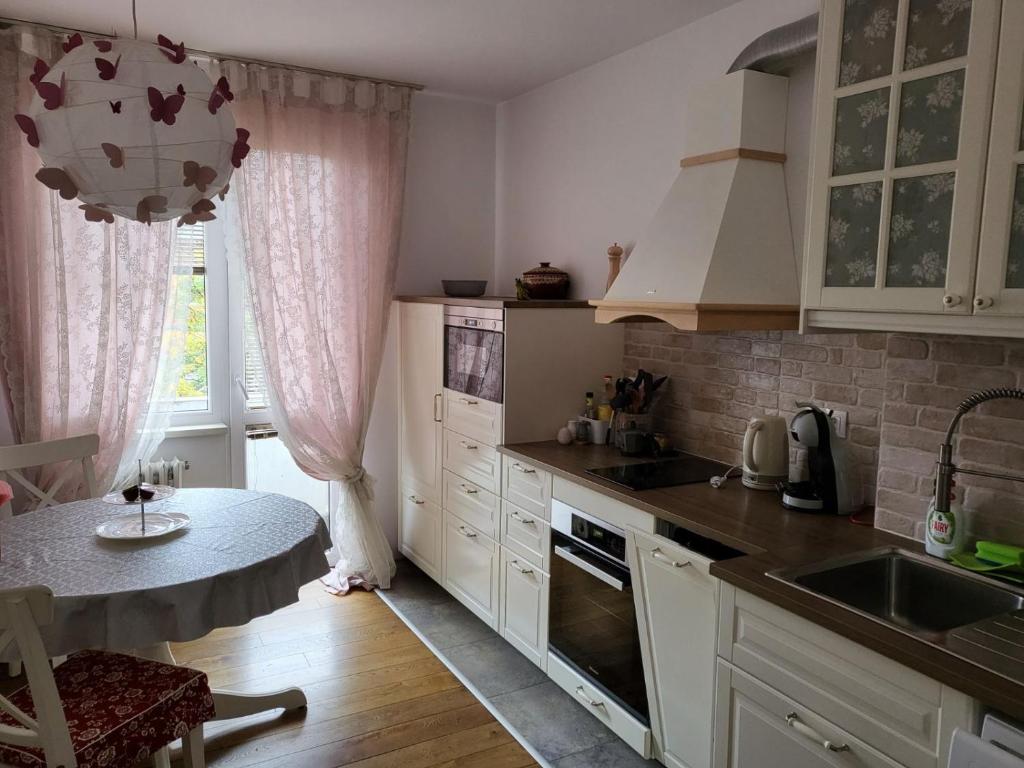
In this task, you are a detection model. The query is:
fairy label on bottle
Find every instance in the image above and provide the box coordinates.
[927,508,955,545]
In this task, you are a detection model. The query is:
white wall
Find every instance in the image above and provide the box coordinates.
[397,92,497,295]
[495,0,818,300]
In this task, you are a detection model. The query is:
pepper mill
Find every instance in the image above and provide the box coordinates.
[606,242,624,292]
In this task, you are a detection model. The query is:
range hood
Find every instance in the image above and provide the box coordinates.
[591,69,800,331]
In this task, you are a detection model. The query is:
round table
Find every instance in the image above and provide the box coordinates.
[0,487,332,727]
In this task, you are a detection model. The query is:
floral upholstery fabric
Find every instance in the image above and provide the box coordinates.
[0,650,215,768]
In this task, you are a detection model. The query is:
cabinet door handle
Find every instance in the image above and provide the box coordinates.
[459,440,478,450]
[974,295,994,310]
[511,463,536,474]
[785,713,850,753]
[459,484,479,495]
[651,548,690,568]
[457,525,477,538]
[509,560,534,575]
[942,293,962,307]
[575,686,605,709]
[509,510,535,526]
[433,393,442,422]
[408,495,425,505]
[458,397,479,406]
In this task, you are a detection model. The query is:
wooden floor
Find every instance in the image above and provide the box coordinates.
[169,582,540,768]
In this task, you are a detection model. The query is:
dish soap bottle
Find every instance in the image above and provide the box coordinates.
[925,484,966,560]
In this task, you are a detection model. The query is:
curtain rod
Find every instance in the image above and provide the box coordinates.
[0,14,426,91]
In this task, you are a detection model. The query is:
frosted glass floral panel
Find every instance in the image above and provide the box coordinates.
[896,70,965,167]
[1007,166,1024,289]
[825,182,883,287]
[904,0,972,70]
[839,0,899,86]
[886,173,956,287]
[833,87,890,175]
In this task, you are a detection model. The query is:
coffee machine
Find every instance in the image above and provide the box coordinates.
[780,403,858,515]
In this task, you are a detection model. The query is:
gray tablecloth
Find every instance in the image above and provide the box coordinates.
[0,488,332,656]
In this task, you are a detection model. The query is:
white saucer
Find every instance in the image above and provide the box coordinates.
[102,485,176,505]
[96,512,191,540]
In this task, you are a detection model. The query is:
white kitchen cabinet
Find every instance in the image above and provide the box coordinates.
[398,302,443,503]
[800,0,1024,336]
[629,529,719,768]
[714,662,901,768]
[399,489,443,582]
[499,548,548,669]
[716,585,977,768]
[443,511,500,629]
[976,0,1024,317]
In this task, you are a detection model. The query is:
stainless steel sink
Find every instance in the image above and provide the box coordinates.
[769,547,1024,642]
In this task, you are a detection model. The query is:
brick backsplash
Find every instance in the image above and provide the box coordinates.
[623,323,1024,545]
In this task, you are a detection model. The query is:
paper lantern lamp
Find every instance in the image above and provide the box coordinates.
[14,33,250,226]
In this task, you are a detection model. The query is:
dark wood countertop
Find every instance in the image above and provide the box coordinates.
[396,295,593,309]
[498,440,1024,721]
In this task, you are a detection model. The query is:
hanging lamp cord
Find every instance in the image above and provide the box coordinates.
[131,0,138,40]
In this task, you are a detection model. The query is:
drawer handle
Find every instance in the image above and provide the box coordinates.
[509,510,536,526]
[511,463,536,474]
[408,495,425,505]
[460,484,479,495]
[575,686,605,709]
[459,440,478,450]
[458,397,479,406]
[457,525,477,539]
[651,548,690,568]
[433,393,442,423]
[785,713,850,753]
[510,560,534,575]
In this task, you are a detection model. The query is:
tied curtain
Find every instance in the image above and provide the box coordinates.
[0,25,190,496]
[222,62,412,591]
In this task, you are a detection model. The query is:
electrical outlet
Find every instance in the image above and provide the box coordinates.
[829,409,849,438]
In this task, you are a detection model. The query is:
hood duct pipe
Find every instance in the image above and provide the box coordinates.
[727,13,819,74]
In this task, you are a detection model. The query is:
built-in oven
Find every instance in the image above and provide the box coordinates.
[444,307,504,404]
[548,499,649,725]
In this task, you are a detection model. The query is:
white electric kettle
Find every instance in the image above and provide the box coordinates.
[742,416,789,490]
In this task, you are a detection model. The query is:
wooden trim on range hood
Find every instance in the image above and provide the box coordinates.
[680,147,787,168]
[588,300,799,331]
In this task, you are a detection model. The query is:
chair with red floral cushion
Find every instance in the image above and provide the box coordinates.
[0,585,214,768]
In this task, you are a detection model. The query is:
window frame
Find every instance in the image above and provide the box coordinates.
[169,218,230,429]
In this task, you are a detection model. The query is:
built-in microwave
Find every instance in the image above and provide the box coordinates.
[444,307,504,404]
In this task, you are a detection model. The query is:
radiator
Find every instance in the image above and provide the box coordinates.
[142,458,190,488]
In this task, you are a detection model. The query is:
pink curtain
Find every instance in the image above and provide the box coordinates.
[0,26,182,495]
[223,63,411,590]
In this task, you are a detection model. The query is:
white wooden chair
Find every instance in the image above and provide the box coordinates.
[0,585,211,768]
[0,435,100,517]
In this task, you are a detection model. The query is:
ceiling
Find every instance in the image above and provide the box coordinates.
[0,0,742,101]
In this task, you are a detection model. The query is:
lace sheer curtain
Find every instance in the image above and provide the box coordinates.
[0,25,190,496]
[220,61,411,591]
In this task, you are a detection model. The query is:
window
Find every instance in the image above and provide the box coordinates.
[242,303,269,411]
[173,224,210,412]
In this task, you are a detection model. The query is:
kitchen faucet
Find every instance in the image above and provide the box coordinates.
[935,388,1024,514]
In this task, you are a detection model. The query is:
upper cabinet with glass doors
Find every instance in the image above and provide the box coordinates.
[801,0,1024,336]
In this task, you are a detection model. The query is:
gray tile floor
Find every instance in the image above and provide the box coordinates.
[381,559,658,768]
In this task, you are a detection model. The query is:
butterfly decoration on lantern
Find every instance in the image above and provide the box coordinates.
[13,32,251,227]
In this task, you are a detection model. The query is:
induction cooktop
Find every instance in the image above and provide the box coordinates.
[585,453,731,491]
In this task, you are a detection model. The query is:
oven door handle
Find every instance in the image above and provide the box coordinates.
[554,545,625,591]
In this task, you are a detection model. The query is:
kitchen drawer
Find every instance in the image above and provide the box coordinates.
[547,650,652,758]
[714,661,903,768]
[502,458,551,520]
[718,586,975,768]
[443,429,501,494]
[500,548,548,669]
[443,470,499,539]
[399,486,443,584]
[444,511,500,629]
[443,388,502,446]
[500,500,550,572]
